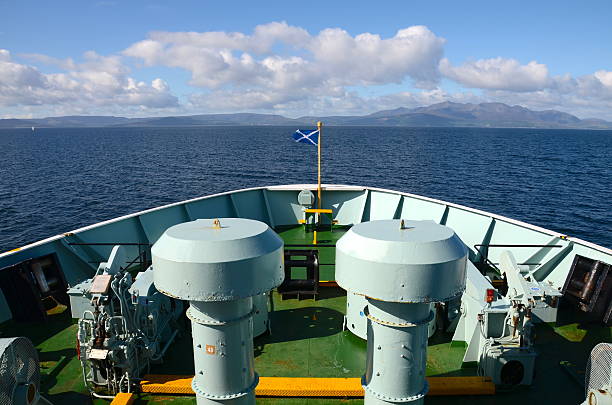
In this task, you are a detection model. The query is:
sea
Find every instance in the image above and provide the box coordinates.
[0,126,610,252]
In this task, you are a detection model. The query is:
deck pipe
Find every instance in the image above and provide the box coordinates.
[152,218,284,405]
[336,219,467,405]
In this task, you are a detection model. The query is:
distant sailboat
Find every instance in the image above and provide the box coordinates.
[31,126,35,132]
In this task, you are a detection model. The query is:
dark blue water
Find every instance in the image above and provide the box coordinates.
[0,126,610,252]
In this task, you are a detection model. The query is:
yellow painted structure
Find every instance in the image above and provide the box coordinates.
[110,392,136,405]
[303,208,336,232]
[141,375,194,395]
[304,209,333,214]
[317,121,322,209]
[258,377,363,396]
[140,375,495,397]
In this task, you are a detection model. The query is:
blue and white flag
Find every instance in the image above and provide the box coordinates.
[292,129,319,145]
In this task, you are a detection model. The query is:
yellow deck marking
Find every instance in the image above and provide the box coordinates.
[258,377,363,396]
[140,375,495,396]
[110,392,135,405]
[141,375,194,394]
[304,209,333,214]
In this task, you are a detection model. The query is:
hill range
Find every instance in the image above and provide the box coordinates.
[2,102,611,129]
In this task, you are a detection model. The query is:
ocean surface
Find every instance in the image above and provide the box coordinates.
[0,126,610,252]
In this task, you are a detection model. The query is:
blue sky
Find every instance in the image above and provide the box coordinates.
[1,1,611,119]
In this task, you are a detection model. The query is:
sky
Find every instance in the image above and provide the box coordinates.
[1,1,611,119]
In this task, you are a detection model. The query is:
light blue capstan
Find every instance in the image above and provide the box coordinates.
[292,129,319,145]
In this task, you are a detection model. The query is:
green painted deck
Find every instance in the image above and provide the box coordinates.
[0,226,609,404]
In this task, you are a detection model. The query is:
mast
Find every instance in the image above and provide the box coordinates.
[317,121,322,209]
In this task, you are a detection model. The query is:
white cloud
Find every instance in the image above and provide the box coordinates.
[0,49,11,62]
[436,56,612,118]
[483,70,612,119]
[138,21,310,57]
[0,49,178,114]
[2,22,612,120]
[123,22,445,95]
[439,57,612,105]
[187,86,481,118]
[20,53,77,70]
[594,70,612,88]
[439,57,550,92]
[309,26,444,88]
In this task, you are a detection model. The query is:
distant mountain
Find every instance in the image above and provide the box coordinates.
[0,116,136,128]
[34,116,134,127]
[409,102,584,128]
[2,102,611,129]
[0,118,35,128]
[122,113,298,127]
[307,102,612,128]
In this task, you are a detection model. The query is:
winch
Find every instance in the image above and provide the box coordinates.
[68,245,182,395]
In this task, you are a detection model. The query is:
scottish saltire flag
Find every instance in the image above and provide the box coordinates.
[292,129,319,145]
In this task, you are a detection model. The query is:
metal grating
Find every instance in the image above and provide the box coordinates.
[586,343,612,397]
[140,374,495,396]
[0,337,40,405]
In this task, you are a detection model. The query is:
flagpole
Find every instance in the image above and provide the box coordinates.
[317,121,322,210]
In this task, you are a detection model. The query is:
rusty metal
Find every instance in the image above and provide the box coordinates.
[562,255,612,323]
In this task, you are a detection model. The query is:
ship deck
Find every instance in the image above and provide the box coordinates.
[1,226,609,404]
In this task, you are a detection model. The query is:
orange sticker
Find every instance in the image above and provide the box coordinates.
[205,345,216,355]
